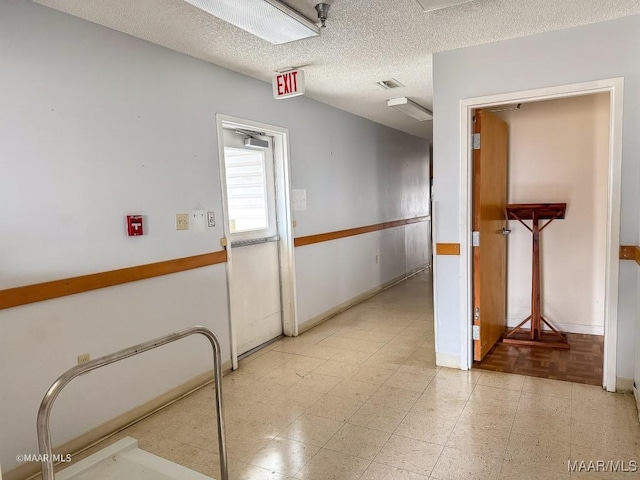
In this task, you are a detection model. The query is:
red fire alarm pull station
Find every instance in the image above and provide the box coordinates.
[127,215,144,236]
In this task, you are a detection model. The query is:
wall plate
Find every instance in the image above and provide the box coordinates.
[176,213,189,230]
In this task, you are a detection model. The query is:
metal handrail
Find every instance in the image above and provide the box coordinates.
[37,325,228,480]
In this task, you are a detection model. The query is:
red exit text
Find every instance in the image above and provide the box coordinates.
[272,69,305,99]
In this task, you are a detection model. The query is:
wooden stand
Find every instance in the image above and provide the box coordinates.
[503,203,569,349]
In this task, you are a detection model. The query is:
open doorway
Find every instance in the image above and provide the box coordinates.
[473,94,610,385]
[460,79,623,391]
[216,115,297,370]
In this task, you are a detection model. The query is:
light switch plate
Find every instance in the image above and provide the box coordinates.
[176,213,189,230]
[207,211,215,227]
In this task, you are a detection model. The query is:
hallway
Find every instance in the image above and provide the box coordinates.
[67,271,639,479]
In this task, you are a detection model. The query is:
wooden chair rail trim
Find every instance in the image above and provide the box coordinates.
[0,251,227,311]
[620,245,640,267]
[1,215,430,311]
[293,215,430,247]
[436,243,461,256]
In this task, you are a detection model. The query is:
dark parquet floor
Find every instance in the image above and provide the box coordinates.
[474,332,604,385]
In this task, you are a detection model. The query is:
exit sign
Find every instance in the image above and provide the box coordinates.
[273,69,305,99]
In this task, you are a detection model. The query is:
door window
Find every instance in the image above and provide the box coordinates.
[224,148,268,233]
[222,130,277,242]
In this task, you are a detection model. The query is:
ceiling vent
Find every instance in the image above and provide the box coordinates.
[376,79,405,90]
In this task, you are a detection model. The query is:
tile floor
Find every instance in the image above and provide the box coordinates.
[67,272,640,479]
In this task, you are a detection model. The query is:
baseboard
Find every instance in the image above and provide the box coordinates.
[5,361,232,480]
[436,352,461,369]
[506,318,604,336]
[298,265,428,334]
[617,377,634,393]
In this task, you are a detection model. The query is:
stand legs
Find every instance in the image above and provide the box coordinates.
[503,211,569,349]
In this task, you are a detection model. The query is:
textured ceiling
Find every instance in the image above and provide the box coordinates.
[34,0,640,140]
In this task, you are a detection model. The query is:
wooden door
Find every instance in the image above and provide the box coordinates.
[473,109,508,361]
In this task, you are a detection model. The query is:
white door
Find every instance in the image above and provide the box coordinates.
[221,128,283,356]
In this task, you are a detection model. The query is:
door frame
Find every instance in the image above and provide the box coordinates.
[458,78,624,391]
[216,114,297,370]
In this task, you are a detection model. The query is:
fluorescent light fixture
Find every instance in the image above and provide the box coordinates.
[387,97,433,121]
[183,0,320,45]
[415,0,475,13]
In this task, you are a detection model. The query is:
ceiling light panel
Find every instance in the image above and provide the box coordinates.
[387,97,433,121]
[415,0,474,13]
[184,0,320,45]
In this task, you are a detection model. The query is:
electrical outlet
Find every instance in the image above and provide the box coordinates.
[176,213,189,230]
[77,353,90,365]
[375,254,379,264]
[207,211,215,227]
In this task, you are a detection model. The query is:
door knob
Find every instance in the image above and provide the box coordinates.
[501,228,511,235]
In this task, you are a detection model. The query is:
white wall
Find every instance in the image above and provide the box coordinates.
[0,1,429,473]
[432,15,640,378]
[496,94,610,335]
[294,126,431,327]
[296,222,430,324]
